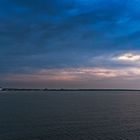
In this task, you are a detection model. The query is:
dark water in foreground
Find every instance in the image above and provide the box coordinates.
[1,91,140,140]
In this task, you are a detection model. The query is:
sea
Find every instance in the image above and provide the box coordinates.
[1,91,140,140]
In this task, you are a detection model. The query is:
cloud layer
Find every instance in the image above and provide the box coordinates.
[1,0,140,88]
[2,67,140,88]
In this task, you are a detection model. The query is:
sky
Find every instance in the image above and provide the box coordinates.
[1,0,140,89]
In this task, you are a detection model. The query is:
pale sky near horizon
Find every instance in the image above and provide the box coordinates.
[1,0,140,89]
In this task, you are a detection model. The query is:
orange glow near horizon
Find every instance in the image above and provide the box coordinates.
[3,67,140,83]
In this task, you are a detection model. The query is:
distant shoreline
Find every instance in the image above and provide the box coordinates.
[1,88,140,91]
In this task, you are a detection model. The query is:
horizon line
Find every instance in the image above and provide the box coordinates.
[1,88,140,91]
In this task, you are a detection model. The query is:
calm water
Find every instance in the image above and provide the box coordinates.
[1,91,140,140]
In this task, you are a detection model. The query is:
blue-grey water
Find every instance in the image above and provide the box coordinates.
[1,91,140,140]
